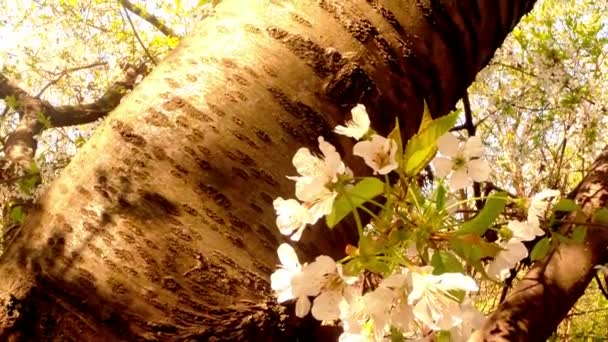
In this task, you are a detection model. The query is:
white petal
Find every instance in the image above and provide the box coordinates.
[486,240,528,281]
[449,168,470,190]
[436,273,479,292]
[464,136,484,158]
[433,157,453,178]
[318,137,345,179]
[312,290,342,321]
[292,148,324,178]
[437,133,460,157]
[334,104,370,140]
[354,135,398,175]
[277,243,300,270]
[295,295,311,317]
[508,220,544,241]
[467,159,490,182]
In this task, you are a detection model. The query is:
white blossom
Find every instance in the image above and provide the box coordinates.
[335,104,371,140]
[273,197,314,241]
[270,244,302,303]
[408,269,479,331]
[353,134,398,175]
[432,133,490,190]
[527,189,560,224]
[486,239,528,281]
[449,299,486,342]
[289,137,347,222]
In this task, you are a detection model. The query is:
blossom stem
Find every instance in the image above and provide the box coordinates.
[345,192,364,237]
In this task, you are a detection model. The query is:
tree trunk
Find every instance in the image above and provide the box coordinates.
[0,1,535,341]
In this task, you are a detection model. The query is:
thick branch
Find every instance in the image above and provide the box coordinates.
[0,62,148,165]
[480,145,608,341]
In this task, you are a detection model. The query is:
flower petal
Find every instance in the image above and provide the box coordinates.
[295,295,311,318]
[449,168,470,190]
[312,290,342,321]
[334,104,370,140]
[464,136,484,158]
[433,157,453,178]
[437,133,460,157]
[467,159,490,182]
[277,243,300,270]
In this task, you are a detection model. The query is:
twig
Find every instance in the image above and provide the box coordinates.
[121,4,157,65]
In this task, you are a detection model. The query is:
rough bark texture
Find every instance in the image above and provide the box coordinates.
[0,1,535,341]
[479,145,608,341]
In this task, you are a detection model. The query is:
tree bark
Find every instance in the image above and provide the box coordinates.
[0,1,535,341]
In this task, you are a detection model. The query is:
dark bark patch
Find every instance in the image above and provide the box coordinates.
[139,191,180,216]
[182,204,199,216]
[231,74,250,87]
[267,86,333,142]
[183,146,196,157]
[244,24,261,34]
[366,0,406,35]
[151,145,168,160]
[243,65,260,78]
[118,231,136,244]
[249,168,279,187]
[195,157,212,170]
[290,12,312,27]
[107,278,128,295]
[266,25,346,78]
[112,121,146,147]
[145,108,173,128]
[171,225,192,242]
[256,224,279,246]
[262,64,278,77]
[323,63,376,107]
[318,0,377,42]
[259,192,274,204]
[162,277,180,290]
[203,207,225,225]
[221,58,238,69]
[197,184,232,209]
[231,116,245,126]
[250,202,263,213]
[144,238,159,250]
[255,129,272,144]
[232,167,249,180]
[162,97,214,123]
[223,149,256,167]
[207,103,227,118]
[231,131,258,149]
[165,78,180,88]
[228,213,252,231]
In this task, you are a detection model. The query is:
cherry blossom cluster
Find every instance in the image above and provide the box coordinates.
[269,104,569,341]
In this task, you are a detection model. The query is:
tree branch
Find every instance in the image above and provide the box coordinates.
[480,144,608,341]
[0,61,149,165]
[119,0,179,38]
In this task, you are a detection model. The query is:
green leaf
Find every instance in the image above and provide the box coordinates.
[387,117,403,164]
[36,111,53,129]
[571,226,587,243]
[552,199,579,213]
[435,184,446,212]
[436,330,451,342]
[390,327,405,342]
[431,250,464,274]
[402,111,459,176]
[418,100,433,132]
[326,177,385,228]
[10,205,25,225]
[593,207,608,225]
[457,192,508,235]
[530,237,552,261]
